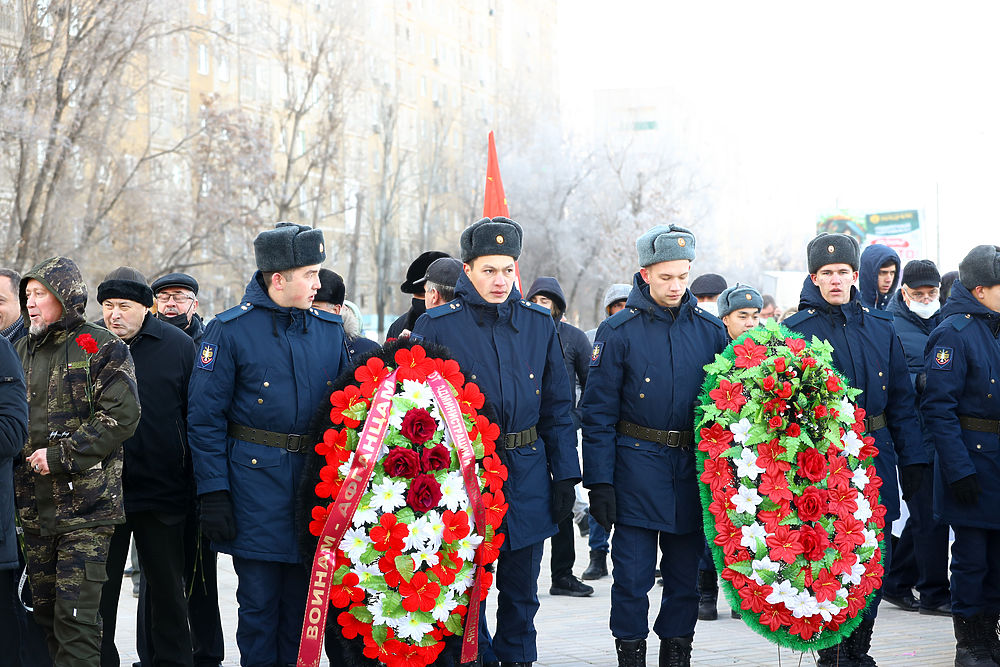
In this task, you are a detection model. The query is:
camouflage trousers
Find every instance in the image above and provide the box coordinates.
[22,525,114,667]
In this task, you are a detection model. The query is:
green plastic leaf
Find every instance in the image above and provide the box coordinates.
[705,354,734,375]
[778,513,801,526]
[381,591,405,619]
[757,568,778,585]
[394,554,415,583]
[727,559,754,576]
[445,612,465,635]
[764,318,780,332]
[332,564,351,586]
[350,605,374,624]
[396,507,415,524]
[372,624,389,645]
[359,544,381,565]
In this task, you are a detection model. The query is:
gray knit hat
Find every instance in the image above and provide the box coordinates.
[602,283,631,310]
[807,233,860,273]
[253,222,326,272]
[901,260,941,288]
[97,266,153,307]
[460,217,523,262]
[717,283,763,318]
[959,245,1000,289]
[636,224,696,267]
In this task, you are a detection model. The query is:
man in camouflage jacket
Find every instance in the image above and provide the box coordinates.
[14,256,140,666]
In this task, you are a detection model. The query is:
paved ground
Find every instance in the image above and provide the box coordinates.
[111,530,956,666]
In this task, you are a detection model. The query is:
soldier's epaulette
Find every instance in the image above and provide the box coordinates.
[692,307,726,328]
[949,313,974,331]
[861,306,894,322]
[426,301,463,318]
[307,307,342,324]
[782,309,816,328]
[518,299,551,317]
[215,301,254,322]
[606,307,640,329]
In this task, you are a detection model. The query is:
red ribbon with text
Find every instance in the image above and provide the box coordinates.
[426,371,488,664]
[296,370,398,667]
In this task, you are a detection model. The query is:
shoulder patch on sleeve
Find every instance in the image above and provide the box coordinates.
[426,301,463,318]
[589,341,605,367]
[518,300,551,316]
[931,346,953,370]
[215,302,254,322]
[606,307,640,329]
[197,342,218,371]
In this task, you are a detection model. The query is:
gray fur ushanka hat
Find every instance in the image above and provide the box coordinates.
[254,222,326,272]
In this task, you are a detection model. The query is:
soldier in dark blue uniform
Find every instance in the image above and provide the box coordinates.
[188,223,351,667]
[411,217,580,667]
[784,233,928,666]
[580,224,728,667]
[921,245,1000,666]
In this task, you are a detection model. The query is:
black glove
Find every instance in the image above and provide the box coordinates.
[899,464,928,502]
[950,474,981,506]
[551,479,576,525]
[199,490,237,542]
[588,484,616,532]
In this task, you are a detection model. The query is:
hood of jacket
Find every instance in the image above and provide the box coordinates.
[859,244,900,310]
[524,276,567,312]
[19,256,88,336]
[940,281,1000,335]
[886,288,941,333]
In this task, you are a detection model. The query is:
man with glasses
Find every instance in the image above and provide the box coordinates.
[152,273,204,345]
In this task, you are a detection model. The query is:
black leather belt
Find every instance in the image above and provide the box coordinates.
[864,413,887,432]
[503,426,537,450]
[228,422,306,453]
[959,415,1000,434]
[616,421,693,449]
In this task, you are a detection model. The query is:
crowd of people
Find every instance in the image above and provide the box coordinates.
[0,218,998,667]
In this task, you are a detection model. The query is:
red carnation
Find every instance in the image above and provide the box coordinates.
[407,474,443,513]
[401,408,437,445]
[76,333,99,354]
[797,447,828,483]
[785,423,801,438]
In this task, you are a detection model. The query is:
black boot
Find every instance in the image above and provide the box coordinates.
[696,569,718,621]
[549,574,594,597]
[582,550,608,580]
[615,638,646,667]
[848,618,876,666]
[986,611,1000,663]
[815,641,852,667]
[954,614,996,666]
[659,636,693,667]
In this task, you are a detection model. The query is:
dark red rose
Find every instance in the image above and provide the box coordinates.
[799,524,831,561]
[796,486,828,523]
[786,423,801,438]
[814,404,828,418]
[762,375,776,392]
[773,357,787,373]
[407,474,442,513]
[76,333,99,354]
[797,448,828,483]
[768,415,783,429]
[401,408,437,445]
[383,448,421,479]
[421,444,450,472]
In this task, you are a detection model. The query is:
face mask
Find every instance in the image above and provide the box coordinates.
[907,298,940,319]
[156,311,190,329]
[700,301,718,316]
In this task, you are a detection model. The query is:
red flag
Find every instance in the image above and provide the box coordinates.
[481,132,520,290]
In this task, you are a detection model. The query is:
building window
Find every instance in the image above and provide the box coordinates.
[217,51,230,82]
[198,44,210,75]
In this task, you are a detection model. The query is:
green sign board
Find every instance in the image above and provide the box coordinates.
[866,210,919,235]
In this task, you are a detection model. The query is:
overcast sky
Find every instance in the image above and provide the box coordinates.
[556,1,1000,271]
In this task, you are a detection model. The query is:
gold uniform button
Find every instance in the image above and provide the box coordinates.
[882,386,886,391]
[645,377,651,383]
[529,373,534,379]
[988,394,993,399]
[257,398,263,404]
[471,374,476,380]
[535,389,540,395]
[977,444,982,450]
[496,234,504,243]
[639,393,645,398]
[263,381,270,388]
[327,381,332,386]
[992,379,996,384]
[251,458,258,465]
[878,372,883,377]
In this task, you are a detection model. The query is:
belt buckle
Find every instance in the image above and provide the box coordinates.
[665,431,681,448]
[285,434,303,453]
[504,434,518,450]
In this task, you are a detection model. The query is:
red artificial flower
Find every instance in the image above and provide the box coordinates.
[399,571,441,613]
[757,438,785,467]
[827,452,853,490]
[785,423,801,438]
[859,436,880,460]
[784,337,806,356]
[482,454,508,493]
[789,613,823,640]
[700,457,734,493]
[308,503,331,536]
[775,381,793,399]
[762,398,789,415]
[337,607,372,640]
[827,485,859,518]
[469,414,500,453]
[733,338,768,368]
[483,489,508,528]
[870,502,887,529]
[833,516,867,551]
[330,385,369,428]
[814,404,828,418]
[370,513,408,552]
[76,333,99,354]
[797,447,828,483]
[430,357,465,390]
[407,474,443,513]
[795,486,828,523]
[766,525,805,564]
[698,423,734,458]
[851,419,866,436]
[709,379,747,412]
[758,470,794,503]
[829,550,857,576]
[478,531,503,565]
[395,345,436,382]
[456,383,485,415]
[846,587,868,616]
[429,560,456,587]
[773,356,787,373]
[768,415,784,430]
[315,428,348,462]
[720,559,751,589]
[378,549,404,587]
[354,356,389,397]
[825,373,842,392]
[762,375,777,392]
[801,356,817,369]
[441,509,471,542]
[383,448,422,479]
[330,572,365,608]
[758,603,793,632]
[401,408,437,445]
[421,443,451,472]
[314,464,342,499]
[864,465,883,493]
[799,524,831,561]
[738,581,774,614]
[713,520,744,556]
[708,493,736,518]
[811,568,841,603]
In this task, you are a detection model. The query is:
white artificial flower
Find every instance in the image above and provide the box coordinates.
[817,598,842,622]
[730,418,753,444]
[787,591,820,618]
[735,448,766,480]
[338,453,354,479]
[396,613,435,641]
[838,396,854,418]
[851,466,870,490]
[731,485,763,514]
[412,549,440,569]
[352,561,383,590]
[842,430,863,458]
[862,528,879,549]
[352,502,378,528]
[421,510,445,553]
[750,555,781,584]
[369,478,407,513]
[431,594,460,622]
[841,562,866,587]
[400,379,434,408]
[452,566,474,594]
[370,594,393,627]
[740,523,768,553]
[765,580,799,607]
[853,494,872,523]
[439,472,468,512]
[403,516,430,552]
[339,526,372,562]
[456,533,484,562]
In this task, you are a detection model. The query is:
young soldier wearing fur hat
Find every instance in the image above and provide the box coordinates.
[580,224,728,666]
[784,233,928,666]
[412,217,581,667]
[717,283,763,342]
[187,223,352,665]
[921,245,1000,665]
